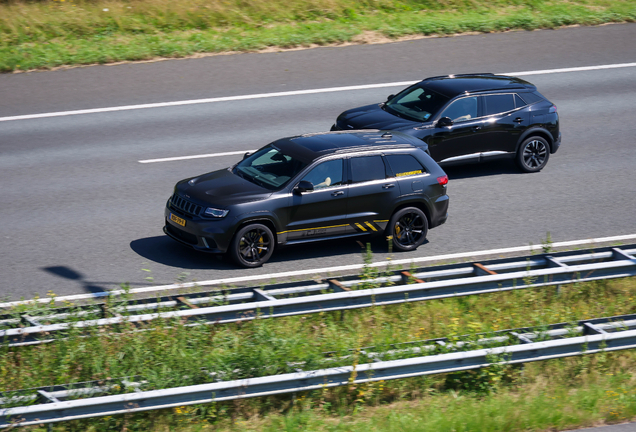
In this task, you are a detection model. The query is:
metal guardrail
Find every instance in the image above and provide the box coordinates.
[2,313,636,428]
[2,245,635,347]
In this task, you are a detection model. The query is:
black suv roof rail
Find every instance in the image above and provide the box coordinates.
[424,73,495,80]
[333,143,415,155]
[299,129,380,138]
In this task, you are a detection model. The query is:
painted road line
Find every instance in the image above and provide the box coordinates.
[2,63,636,123]
[139,150,257,164]
[1,233,635,309]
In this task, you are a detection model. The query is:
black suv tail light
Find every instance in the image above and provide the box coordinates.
[549,105,557,113]
[437,175,448,186]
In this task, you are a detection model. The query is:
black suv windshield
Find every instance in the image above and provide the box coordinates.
[233,145,307,190]
[385,86,450,122]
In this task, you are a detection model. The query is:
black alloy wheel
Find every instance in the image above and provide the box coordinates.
[230,223,274,267]
[388,207,428,252]
[517,136,550,173]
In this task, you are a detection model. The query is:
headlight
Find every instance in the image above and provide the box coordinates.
[204,207,229,218]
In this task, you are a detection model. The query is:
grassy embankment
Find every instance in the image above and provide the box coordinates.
[1,0,635,72]
[2,249,636,431]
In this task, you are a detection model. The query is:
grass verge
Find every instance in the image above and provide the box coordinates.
[2,269,636,430]
[1,0,635,72]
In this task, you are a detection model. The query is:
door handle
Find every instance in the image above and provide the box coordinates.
[513,117,523,123]
[382,184,395,189]
[331,190,345,196]
[472,126,481,131]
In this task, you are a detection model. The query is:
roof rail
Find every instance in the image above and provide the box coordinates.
[424,72,495,80]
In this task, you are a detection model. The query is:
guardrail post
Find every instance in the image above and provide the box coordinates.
[473,263,497,276]
[400,271,424,284]
[545,256,567,296]
[253,289,276,302]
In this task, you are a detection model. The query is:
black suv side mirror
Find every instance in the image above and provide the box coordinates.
[386,94,395,102]
[437,117,453,127]
[294,180,314,194]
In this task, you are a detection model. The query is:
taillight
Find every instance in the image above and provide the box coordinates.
[437,174,448,186]
[549,105,557,113]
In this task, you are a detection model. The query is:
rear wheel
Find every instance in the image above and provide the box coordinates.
[516,136,550,173]
[388,207,428,252]
[229,223,274,267]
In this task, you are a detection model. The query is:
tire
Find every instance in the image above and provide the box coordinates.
[516,136,550,173]
[229,223,275,268]
[387,207,428,252]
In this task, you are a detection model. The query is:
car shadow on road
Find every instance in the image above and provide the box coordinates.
[443,160,523,180]
[130,235,403,269]
[130,236,233,270]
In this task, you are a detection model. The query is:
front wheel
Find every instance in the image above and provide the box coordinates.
[387,207,428,252]
[516,137,550,173]
[229,223,275,268]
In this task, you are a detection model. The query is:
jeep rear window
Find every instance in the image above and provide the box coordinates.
[385,154,426,177]
[350,155,387,183]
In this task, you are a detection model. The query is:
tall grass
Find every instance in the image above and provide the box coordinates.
[1,0,635,71]
[2,277,635,398]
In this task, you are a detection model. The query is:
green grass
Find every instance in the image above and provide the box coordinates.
[1,0,635,72]
[2,273,636,430]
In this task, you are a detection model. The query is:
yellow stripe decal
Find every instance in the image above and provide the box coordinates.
[278,224,349,235]
[355,223,367,232]
[365,222,377,231]
[374,220,388,223]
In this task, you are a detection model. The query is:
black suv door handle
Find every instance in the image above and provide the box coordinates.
[331,190,344,196]
[472,126,481,131]
[382,184,395,189]
[513,117,524,123]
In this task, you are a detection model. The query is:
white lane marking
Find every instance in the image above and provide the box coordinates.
[0,81,416,123]
[2,233,635,309]
[139,150,257,164]
[504,63,636,76]
[2,62,636,123]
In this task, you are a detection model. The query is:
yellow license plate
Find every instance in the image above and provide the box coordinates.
[170,213,186,227]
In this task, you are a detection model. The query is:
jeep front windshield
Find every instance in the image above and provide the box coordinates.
[233,145,307,190]
[384,86,450,122]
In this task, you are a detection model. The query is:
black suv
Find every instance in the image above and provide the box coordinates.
[164,130,449,267]
[332,74,561,172]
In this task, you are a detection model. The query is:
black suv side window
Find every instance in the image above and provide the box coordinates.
[385,154,426,177]
[483,94,516,116]
[439,96,479,122]
[301,159,343,189]
[350,155,387,183]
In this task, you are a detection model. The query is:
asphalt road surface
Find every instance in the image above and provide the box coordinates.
[1,24,636,301]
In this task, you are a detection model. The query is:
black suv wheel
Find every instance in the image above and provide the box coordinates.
[229,223,274,267]
[516,136,550,173]
[388,207,429,252]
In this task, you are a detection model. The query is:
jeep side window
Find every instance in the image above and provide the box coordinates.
[385,154,427,177]
[301,159,343,189]
[350,155,387,183]
[483,94,516,116]
[440,96,479,123]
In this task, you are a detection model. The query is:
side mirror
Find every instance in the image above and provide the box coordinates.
[386,94,395,102]
[242,152,252,160]
[294,180,314,194]
[437,117,453,127]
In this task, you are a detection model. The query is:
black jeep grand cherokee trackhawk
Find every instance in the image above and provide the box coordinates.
[164,130,449,267]
[332,74,561,173]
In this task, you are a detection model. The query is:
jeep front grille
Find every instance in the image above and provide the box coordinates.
[170,194,202,217]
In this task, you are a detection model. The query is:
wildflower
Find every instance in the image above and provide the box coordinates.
[103,8,109,11]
